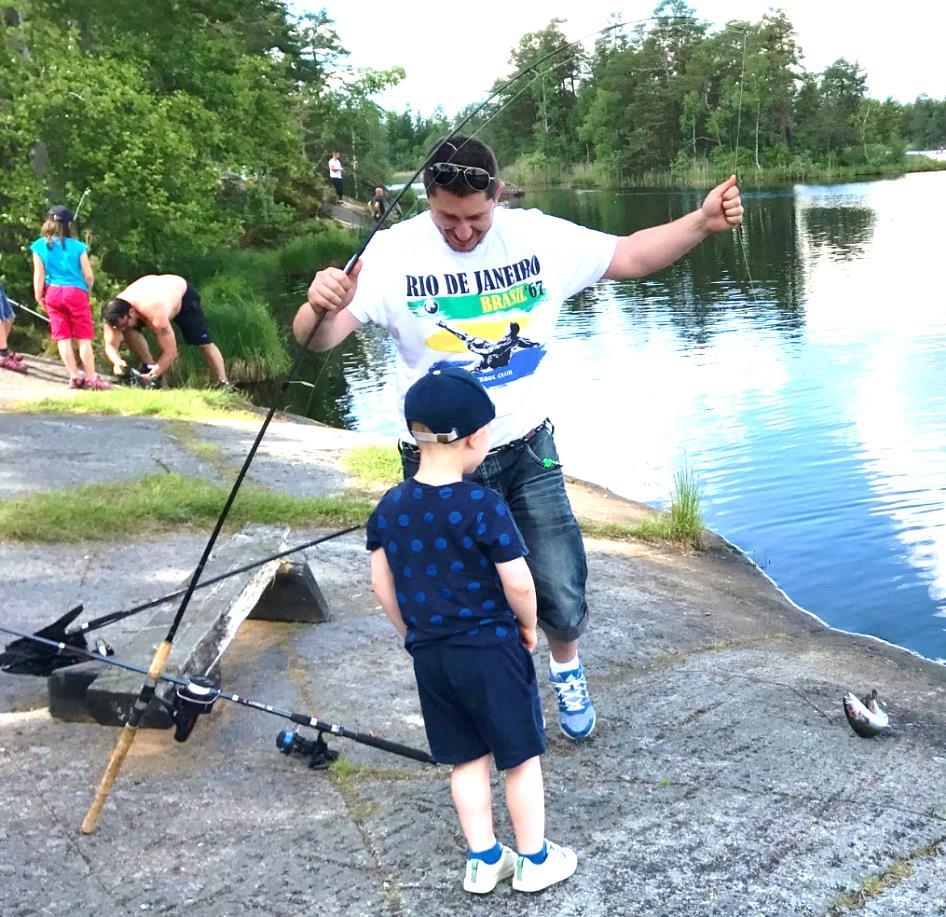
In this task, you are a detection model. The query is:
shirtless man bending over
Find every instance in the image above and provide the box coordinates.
[101,274,227,385]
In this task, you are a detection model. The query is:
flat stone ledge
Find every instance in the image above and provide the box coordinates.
[48,525,291,726]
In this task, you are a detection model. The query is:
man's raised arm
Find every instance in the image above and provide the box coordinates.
[604,175,743,280]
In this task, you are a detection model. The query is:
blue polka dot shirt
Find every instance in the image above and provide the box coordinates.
[367,478,527,652]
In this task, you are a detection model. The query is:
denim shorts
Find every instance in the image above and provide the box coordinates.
[400,421,589,643]
[0,286,14,321]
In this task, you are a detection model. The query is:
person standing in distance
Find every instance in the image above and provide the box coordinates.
[294,135,743,741]
[328,151,344,203]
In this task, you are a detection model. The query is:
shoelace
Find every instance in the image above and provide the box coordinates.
[551,671,590,712]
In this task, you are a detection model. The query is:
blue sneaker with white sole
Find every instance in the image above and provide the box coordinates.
[548,662,596,739]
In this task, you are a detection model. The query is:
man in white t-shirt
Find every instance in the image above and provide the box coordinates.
[294,136,742,741]
[328,152,343,203]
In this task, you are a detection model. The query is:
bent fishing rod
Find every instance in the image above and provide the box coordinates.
[79,12,670,833]
[0,624,434,765]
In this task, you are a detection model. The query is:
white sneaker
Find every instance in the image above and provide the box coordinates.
[512,839,578,893]
[463,844,517,894]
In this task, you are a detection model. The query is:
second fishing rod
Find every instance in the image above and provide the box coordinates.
[0,624,435,765]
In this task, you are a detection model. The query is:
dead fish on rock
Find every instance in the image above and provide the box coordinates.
[843,689,889,738]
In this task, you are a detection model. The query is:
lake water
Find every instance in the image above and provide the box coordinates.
[273,171,946,663]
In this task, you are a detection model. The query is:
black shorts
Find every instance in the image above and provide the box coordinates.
[412,640,546,770]
[172,284,212,346]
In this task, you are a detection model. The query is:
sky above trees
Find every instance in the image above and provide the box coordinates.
[303,0,946,117]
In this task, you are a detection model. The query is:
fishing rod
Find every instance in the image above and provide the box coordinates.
[0,624,435,764]
[5,294,49,324]
[80,305,337,832]
[79,13,670,833]
[343,19,631,264]
[73,187,91,221]
[0,523,362,677]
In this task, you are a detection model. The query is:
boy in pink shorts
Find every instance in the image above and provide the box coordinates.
[30,205,110,390]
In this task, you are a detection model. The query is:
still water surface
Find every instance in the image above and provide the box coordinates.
[275,171,946,663]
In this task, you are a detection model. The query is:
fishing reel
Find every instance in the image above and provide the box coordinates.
[276,728,339,770]
[170,676,218,742]
[116,364,163,389]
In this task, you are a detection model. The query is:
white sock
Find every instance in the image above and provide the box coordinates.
[549,654,579,675]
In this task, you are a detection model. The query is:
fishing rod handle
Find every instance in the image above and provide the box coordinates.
[81,639,173,833]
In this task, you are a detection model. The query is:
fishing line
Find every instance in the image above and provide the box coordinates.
[732,27,762,306]
[294,24,635,400]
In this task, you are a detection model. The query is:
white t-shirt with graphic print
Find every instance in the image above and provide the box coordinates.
[347,205,617,447]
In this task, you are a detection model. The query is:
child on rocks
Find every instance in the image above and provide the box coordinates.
[366,366,578,895]
[30,205,110,390]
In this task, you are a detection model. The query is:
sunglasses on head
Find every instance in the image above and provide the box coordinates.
[429,161,494,192]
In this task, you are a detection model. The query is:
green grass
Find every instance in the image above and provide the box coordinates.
[579,467,704,549]
[505,151,946,191]
[343,445,402,489]
[9,387,254,421]
[828,843,940,914]
[171,274,291,386]
[0,473,372,542]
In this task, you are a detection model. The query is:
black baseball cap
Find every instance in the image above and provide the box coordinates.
[47,205,75,223]
[404,366,495,443]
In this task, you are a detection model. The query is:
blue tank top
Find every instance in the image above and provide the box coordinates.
[30,237,88,291]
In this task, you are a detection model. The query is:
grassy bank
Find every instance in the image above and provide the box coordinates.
[169,224,363,386]
[342,445,706,549]
[0,473,372,543]
[503,151,946,191]
[575,467,703,550]
[11,387,254,421]
[4,222,364,388]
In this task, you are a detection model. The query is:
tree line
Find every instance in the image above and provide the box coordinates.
[382,2,946,183]
[0,0,401,295]
[3,0,945,303]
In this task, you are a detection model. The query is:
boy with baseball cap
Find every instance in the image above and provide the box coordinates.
[366,366,578,894]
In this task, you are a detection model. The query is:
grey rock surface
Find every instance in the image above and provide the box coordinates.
[1,405,945,916]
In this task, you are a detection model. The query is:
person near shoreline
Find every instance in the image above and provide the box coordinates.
[369,185,387,221]
[30,206,111,390]
[366,366,578,894]
[294,135,743,742]
[101,274,228,387]
[0,282,26,374]
[328,151,344,203]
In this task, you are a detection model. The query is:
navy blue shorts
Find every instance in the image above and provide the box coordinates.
[412,640,546,770]
[171,284,212,346]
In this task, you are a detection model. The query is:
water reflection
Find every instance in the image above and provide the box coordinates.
[256,172,946,663]
[801,206,876,260]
